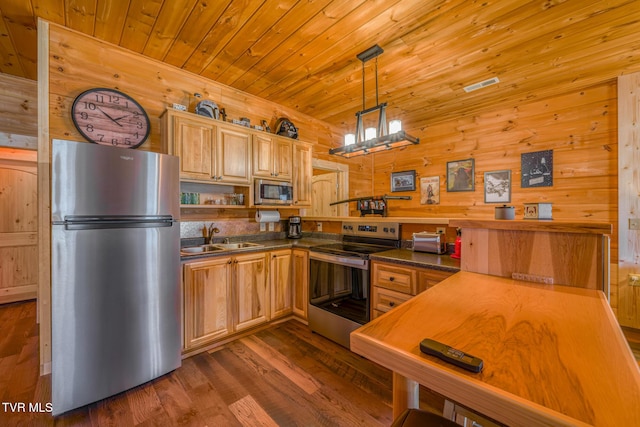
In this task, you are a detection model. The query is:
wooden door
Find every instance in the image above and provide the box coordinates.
[183,257,232,349]
[0,148,37,304]
[293,141,313,207]
[234,252,268,331]
[217,125,251,184]
[270,249,292,319]
[252,133,274,178]
[312,171,338,216]
[172,114,215,181]
[292,249,309,319]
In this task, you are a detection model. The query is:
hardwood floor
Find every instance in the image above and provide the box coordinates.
[0,300,444,426]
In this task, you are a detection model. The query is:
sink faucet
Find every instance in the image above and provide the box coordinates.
[207,224,220,244]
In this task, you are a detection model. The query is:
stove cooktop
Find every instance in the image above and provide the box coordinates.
[311,242,393,256]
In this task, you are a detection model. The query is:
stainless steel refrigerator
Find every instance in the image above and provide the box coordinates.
[51,139,181,416]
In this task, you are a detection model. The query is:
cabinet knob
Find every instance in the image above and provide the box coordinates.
[389,276,395,282]
[389,301,395,307]
[227,260,232,264]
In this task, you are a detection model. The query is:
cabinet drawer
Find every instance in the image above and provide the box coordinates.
[372,286,412,314]
[373,262,417,295]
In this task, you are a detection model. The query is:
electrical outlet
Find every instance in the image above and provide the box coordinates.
[436,227,446,234]
[316,222,323,232]
[268,222,275,231]
[630,218,640,230]
[630,274,640,286]
[260,222,266,232]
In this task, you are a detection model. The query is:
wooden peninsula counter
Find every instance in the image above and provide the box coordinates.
[350,271,640,427]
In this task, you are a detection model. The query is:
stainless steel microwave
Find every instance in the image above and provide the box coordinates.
[254,179,293,205]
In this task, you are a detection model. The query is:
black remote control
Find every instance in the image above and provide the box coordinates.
[419,338,484,373]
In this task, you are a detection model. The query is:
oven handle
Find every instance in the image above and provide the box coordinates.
[309,251,368,269]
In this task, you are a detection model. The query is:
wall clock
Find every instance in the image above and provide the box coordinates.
[71,88,150,148]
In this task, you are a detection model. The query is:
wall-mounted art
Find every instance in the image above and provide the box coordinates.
[420,176,440,204]
[484,170,511,203]
[521,150,553,188]
[446,159,475,192]
[391,170,416,192]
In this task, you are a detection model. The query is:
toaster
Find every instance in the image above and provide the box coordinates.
[412,232,446,254]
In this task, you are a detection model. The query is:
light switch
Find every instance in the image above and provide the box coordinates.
[630,218,640,230]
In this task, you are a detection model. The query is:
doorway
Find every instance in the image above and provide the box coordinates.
[311,159,349,217]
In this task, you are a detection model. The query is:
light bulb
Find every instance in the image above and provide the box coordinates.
[389,120,402,133]
[365,127,376,140]
[344,133,355,146]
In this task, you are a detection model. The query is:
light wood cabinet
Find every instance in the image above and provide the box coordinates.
[371,261,455,320]
[252,133,292,180]
[292,249,309,319]
[162,109,251,185]
[234,252,269,331]
[292,141,313,207]
[270,249,293,319]
[183,257,233,349]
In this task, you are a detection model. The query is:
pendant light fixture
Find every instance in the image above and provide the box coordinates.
[330,45,419,158]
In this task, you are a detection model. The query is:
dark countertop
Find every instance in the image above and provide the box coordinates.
[180,237,337,262]
[370,248,461,272]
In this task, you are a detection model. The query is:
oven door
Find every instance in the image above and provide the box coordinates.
[308,251,370,325]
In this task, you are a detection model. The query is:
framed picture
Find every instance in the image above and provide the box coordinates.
[391,170,416,192]
[420,176,440,205]
[446,159,475,192]
[484,170,511,203]
[521,150,553,188]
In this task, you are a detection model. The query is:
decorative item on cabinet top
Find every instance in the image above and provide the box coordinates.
[195,100,220,119]
[275,118,298,139]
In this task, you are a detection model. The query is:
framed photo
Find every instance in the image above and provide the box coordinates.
[446,159,475,192]
[391,170,416,192]
[521,150,553,188]
[484,170,511,203]
[420,176,440,205]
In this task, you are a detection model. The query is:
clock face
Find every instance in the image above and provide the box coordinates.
[71,88,150,148]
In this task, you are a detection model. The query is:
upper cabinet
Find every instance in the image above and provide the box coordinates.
[292,141,313,207]
[252,133,292,181]
[162,110,250,185]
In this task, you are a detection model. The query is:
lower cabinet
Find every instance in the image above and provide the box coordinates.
[270,249,293,319]
[292,249,309,319]
[371,261,456,320]
[234,252,269,332]
[183,249,297,353]
[183,257,233,349]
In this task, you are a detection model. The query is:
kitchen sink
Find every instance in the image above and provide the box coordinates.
[214,242,263,249]
[181,242,263,255]
[180,245,225,254]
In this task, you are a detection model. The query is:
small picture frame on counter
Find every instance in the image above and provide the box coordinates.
[391,170,416,192]
[484,170,511,203]
[524,203,553,220]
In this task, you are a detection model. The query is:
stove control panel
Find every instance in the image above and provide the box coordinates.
[342,221,400,240]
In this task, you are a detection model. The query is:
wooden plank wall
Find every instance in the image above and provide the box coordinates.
[0,74,38,149]
[617,72,640,329]
[366,82,618,254]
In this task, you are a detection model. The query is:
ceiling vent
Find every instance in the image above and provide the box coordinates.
[463,77,500,93]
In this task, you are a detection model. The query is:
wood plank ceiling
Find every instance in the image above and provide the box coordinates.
[1,0,640,133]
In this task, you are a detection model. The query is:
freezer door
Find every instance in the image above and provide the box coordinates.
[51,139,179,221]
[51,223,181,415]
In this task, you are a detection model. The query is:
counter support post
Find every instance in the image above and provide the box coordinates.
[392,372,419,418]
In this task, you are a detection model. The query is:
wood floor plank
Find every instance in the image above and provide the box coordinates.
[228,395,279,427]
[125,382,166,425]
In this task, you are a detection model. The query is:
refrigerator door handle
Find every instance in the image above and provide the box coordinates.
[61,215,175,230]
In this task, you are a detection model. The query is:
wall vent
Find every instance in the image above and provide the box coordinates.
[463,77,500,93]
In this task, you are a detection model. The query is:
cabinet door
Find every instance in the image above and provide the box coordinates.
[292,141,313,207]
[273,137,292,180]
[217,125,251,184]
[183,257,232,349]
[252,133,274,178]
[292,249,309,319]
[234,252,269,331]
[270,249,293,319]
[173,115,215,181]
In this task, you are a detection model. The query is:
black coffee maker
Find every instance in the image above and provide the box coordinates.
[287,216,302,239]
